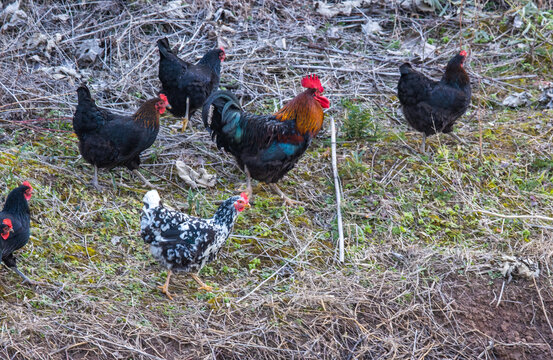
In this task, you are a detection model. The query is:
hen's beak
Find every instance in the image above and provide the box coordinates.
[9,228,14,233]
[244,203,251,209]
[166,104,172,110]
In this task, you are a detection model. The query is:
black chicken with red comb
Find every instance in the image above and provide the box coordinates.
[398,50,471,153]
[0,181,34,284]
[157,38,225,132]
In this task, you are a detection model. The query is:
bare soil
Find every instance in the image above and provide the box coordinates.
[437,275,553,360]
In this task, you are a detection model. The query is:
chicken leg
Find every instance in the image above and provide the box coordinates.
[91,165,101,190]
[158,270,174,300]
[244,166,253,199]
[270,183,299,206]
[190,273,213,292]
[420,134,427,154]
[182,97,190,132]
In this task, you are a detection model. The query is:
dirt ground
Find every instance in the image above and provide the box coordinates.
[438,275,553,359]
[1,0,553,359]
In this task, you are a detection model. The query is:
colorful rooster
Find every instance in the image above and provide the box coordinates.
[202,74,330,205]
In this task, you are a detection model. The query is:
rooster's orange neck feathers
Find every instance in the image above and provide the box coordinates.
[274,90,324,137]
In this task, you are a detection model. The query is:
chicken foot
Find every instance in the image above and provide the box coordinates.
[448,132,466,145]
[11,267,42,286]
[270,183,299,206]
[190,273,213,292]
[158,270,174,300]
[132,170,156,189]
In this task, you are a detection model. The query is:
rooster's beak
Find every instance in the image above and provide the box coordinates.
[245,203,251,209]
[166,104,172,110]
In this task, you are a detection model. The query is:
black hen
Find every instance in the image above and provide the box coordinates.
[157,38,225,131]
[397,51,471,153]
[73,85,170,189]
[0,181,33,284]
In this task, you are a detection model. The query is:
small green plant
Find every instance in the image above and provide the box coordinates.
[387,40,400,50]
[340,99,381,141]
[248,258,261,271]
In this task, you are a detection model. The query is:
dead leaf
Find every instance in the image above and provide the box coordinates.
[176,161,216,188]
[502,91,532,107]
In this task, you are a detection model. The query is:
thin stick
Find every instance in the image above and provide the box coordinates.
[495,280,505,307]
[533,277,553,337]
[478,107,483,158]
[331,116,345,263]
[459,0,465,49]
[476,209,553,222]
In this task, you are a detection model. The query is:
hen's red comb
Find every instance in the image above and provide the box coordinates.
[460,50,467,57]
[22,181,31,189]
[301,74,324,93]
[240,192,249,203]
[159,94,169,104]
[2,219,12,228]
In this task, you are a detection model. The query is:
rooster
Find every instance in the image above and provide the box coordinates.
[140,190,250,299]
[202,74,330,205]
[73,85,170,190]
[157,38,225,132]
[1,181,34,284]
[397,50,471,153]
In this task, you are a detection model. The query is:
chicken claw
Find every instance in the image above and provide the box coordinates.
[191,273,213,292]
[158,270,174,300]
[448,132,467,145]
[270,184,299,206]
[133,170,157,189]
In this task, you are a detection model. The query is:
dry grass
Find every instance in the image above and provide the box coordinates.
[1,0,553,359]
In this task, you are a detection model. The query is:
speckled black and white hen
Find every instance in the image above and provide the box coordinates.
[140,190,249,299]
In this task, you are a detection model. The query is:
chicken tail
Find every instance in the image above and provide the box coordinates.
[73,85,104,137]
[143,190,161,210]
[157,37,173,58]
[140,190,162,244]
[202,90,243,135]
[399,63,413,75]
[77,85,92,102]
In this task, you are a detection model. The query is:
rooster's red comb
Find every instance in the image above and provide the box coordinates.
[301,74,324,93]
[240,192,249,203]
[22,181,31,189]
[2,219,12,228]
[159,94,169,104]
[459,50,467,57]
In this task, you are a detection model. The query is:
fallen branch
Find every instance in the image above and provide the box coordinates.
[331,116,345,263]
[533,277,553,338]
[476,209,553,222]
